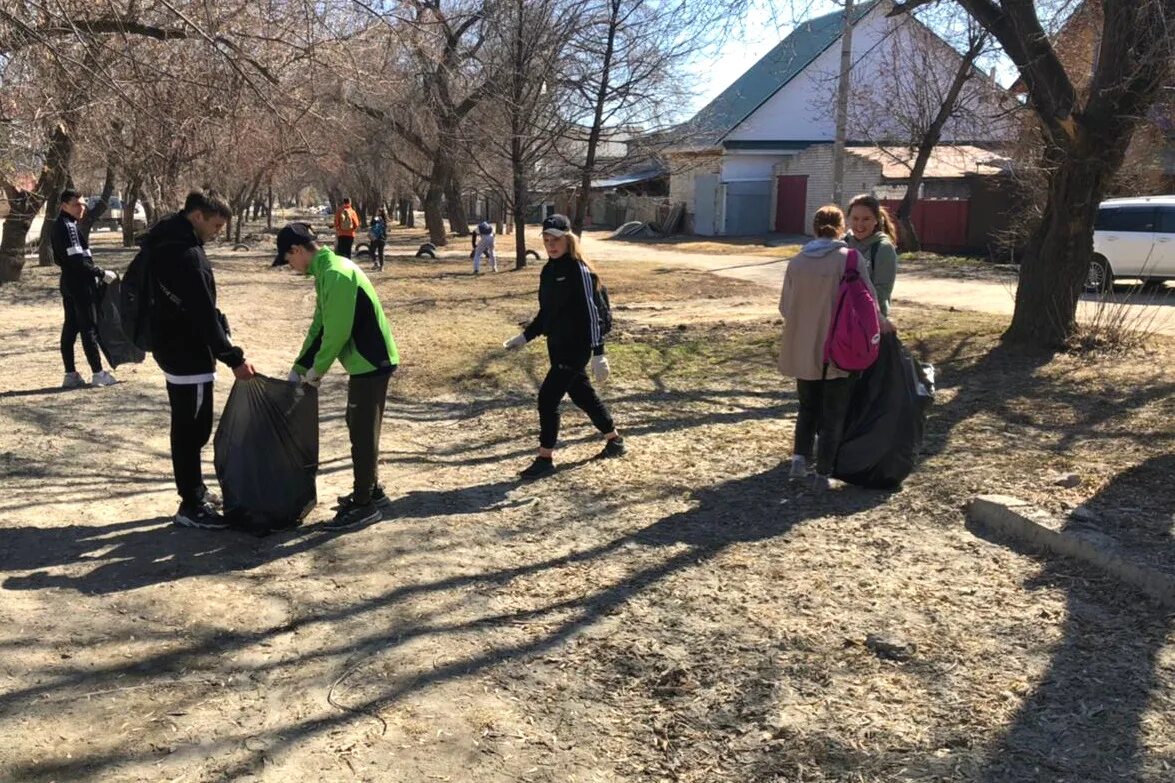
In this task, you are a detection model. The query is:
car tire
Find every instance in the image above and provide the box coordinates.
[1086,255,1113,293]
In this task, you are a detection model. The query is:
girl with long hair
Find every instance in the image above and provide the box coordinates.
[845,193,899,323]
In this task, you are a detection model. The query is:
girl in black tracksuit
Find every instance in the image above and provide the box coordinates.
[503,214,625,479]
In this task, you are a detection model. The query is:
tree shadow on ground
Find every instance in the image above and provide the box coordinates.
[969,452,1174,782]
[3,464,888,781]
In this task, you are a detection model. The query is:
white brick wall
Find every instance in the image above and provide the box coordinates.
[772,144,883,233]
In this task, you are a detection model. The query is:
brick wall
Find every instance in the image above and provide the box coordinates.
[771,145,883,232]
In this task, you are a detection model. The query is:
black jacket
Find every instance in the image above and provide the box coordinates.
[51,213,104,297]
[523,254,605,359]
[146,214,244,379]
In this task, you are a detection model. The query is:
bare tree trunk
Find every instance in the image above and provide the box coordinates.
[121,178,142,247]
[895,33,985,253]
[446,175,469,235]
[1,123,74,282]
[1006,149,1108,347]
[267,182,274,229]
[81,165,117,238]
[572,0,619,236]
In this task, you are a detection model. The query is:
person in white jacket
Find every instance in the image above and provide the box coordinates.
[472,221,497,274]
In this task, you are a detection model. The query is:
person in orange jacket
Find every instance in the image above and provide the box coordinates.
[334,197,360,258]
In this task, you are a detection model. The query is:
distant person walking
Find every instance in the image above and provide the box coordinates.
[147,190,258,529]
[52,189,118,388]
[502,214,625,479]
[472,220,497,274]
[779,205,880,491]
[334,197,360,258]
[369,209,388,270]
[845,193,899,323]
[275,223,400,530]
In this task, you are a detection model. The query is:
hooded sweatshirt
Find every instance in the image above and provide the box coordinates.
[146,213,245,382]
[51,212,105,297]
[778,238,879,381]
[844,231,897,317]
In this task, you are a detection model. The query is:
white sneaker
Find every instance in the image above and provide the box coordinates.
[62,371,85,389]
[789,455,809,480]
[91,370,118,387]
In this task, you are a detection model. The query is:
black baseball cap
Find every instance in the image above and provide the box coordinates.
[541,213,572,237]
[272,222,317,266]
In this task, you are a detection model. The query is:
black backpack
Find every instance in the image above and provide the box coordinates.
[119,244,156,351]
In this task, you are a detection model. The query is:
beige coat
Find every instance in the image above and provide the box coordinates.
[778,240,878,381]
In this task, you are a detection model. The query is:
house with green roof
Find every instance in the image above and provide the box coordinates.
[670,0,1013,237]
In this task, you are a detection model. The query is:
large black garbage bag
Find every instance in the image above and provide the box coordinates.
[833,333,935,489]
[96,280,147,367]
[214,376,319,532]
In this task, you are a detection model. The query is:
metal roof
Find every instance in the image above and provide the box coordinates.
[847,145,1007,179]
[683,1,880,146]
[589,168,668,189]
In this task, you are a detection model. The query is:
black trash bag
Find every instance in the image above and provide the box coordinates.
[214,376,319,533]
[833,333,935,490]
[96,279,147,368]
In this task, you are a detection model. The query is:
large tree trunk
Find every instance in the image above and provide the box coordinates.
[0,122,73,282]
[1005,150,1107,347]
[423,181,447,246]
[445,175,469,235]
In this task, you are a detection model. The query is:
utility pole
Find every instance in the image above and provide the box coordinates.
[831,0,855,206]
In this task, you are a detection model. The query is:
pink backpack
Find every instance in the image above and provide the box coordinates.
[823,249,881,372]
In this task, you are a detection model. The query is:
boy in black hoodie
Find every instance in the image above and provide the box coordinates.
[146,190,257,529]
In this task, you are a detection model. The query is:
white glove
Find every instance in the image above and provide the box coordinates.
[591,355,610,384]
[503,333,527,350]
[102,269,117,284]
[287,369,302,385]
[304,367,322,387]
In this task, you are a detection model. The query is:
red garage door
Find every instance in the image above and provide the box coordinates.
[881,199,969,252]
[775,176,808,235]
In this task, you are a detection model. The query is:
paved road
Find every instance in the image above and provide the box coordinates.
[581,235,1175,337]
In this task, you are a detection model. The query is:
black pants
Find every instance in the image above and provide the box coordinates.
[336,236,354,258]
[166,381,214,505]
[795,377,854,476]
[371,240,385,267]
[61,289,104,374]
[347,372,392,504]
[538,352,614,450]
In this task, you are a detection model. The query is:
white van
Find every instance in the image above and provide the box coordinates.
[1089,195,1175,291]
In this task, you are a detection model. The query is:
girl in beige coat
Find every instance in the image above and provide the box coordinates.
[779,205,880,490]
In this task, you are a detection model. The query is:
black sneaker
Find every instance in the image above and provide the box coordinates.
[324,499,381,531]
[520,457,556,480]
[174,500,229,530]
[334,485,392,512]
[595,437,627,460]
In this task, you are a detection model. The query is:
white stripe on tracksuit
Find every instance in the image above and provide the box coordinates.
[65,221,91,257]
[579,263,601,348]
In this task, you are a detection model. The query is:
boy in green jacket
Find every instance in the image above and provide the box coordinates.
[275,223,400,530]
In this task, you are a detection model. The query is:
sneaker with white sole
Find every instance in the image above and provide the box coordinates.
[324,499,381,531]
[91,370,118,387]
[334,484,392,513]
[174,500,229,530]
[62,371,86,389]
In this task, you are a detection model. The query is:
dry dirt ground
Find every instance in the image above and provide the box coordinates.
[1,223,1173,782]
[598,233,1175,338]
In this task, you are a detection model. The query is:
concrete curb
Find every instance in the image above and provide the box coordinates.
[967,495,1175,608]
